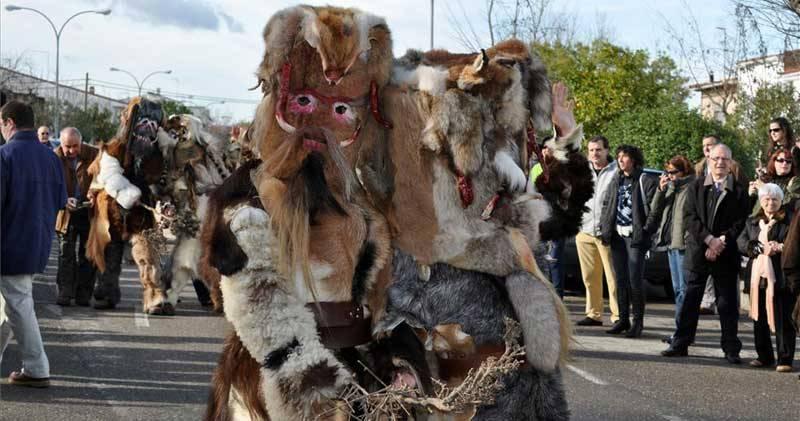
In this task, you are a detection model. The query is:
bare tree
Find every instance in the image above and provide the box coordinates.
[734,0,800,47]
[447,0,578,50]
[661,0,769,120]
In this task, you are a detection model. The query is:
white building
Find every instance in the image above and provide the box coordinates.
[690,50,800,123]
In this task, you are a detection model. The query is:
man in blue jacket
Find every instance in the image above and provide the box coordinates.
[0,100,67,388]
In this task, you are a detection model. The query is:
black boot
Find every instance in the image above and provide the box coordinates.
[606,319,630,334]
[625,319,643,338]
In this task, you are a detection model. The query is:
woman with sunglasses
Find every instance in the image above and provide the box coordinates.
[645,155,695,341]
[767,117,794,155]
[749,148,800,215]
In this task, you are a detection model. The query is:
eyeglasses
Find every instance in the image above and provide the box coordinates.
[769,128,782,133]
[40,132,49,136]
[666,170,681,175]
[709,156,731,162]
[775,158,793,164]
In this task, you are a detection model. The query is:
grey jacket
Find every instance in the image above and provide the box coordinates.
[580,160,618,237]
[646,175,695,251]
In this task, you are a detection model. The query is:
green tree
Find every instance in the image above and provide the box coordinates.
[603,103,750,174]
[725,82,800,164]
[61,104,117,143]
[535,40,688,136]
[161,99,192,117]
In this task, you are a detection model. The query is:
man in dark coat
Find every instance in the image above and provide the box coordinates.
[662,143,749,363]
[54,127,99,306]
[0,100,67,388]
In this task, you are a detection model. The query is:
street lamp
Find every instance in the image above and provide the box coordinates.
[5,5,111,133]
[109,67,173,96]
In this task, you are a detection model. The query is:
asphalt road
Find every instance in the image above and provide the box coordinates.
[1,247,798,420]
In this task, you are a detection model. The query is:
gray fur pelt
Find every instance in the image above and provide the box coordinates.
[381,250,569,421]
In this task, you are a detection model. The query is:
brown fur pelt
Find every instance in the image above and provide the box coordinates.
[205,333,268,421]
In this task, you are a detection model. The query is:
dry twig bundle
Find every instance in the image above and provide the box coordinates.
[319,318,525,420]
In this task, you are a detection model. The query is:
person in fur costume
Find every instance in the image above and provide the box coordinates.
[201,6,429,419]
[86,97,174,313]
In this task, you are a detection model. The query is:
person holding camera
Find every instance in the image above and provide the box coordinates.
[54,127,98,307]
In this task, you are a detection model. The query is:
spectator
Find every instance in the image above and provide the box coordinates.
[662,144,749,363]
[54,127,99,307]
[574,135,620,327]
[646,155,695,342]
[738,183,795,372]
[0,100,67,388]
[37,125,51,145]
[767,117,794,157]
[694,134,748,315]
[748,148,799,214]
[600,144,658,338]
[530,145,563,298]
[781,202,800,341]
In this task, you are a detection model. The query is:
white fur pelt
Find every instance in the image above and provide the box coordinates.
[220,206,351,420]
[93,151,142,209]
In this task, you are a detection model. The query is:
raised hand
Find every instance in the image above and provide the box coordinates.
[551,81,576,136]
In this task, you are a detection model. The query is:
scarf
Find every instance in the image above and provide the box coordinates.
[749,218,777,333]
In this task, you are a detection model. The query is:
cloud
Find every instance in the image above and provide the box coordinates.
[110,0,244,32]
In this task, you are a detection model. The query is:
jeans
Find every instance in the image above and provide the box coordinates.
[0,274,50,378]
[547,239,565,298]
[667,249,687,327]
[610,234,647,323]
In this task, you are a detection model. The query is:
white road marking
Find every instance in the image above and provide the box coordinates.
[566,364,608,385]
[661,416,689,421]
[134,309,150,328]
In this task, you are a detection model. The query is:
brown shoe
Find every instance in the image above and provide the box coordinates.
[776,365,793,373]
[8,371,50,388]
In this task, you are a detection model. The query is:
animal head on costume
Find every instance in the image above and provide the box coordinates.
[254,5,394,170]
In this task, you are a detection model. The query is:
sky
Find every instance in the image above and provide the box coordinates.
[0,0,764,122]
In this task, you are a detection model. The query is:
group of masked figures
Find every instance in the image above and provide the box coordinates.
[85,5,596,421]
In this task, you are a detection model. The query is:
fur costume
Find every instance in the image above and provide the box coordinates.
[86,97,169,314]
[156,114,234,312]
[202,6,421,419]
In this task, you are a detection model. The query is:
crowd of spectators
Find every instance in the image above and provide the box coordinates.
[561,120,800,373]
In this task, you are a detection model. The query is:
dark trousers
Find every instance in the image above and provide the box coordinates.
[94,240,124,305]
[56,210,96,302]
[548,239,565,298]
[610,234,646,323]
[673,269,742,354]
[753,286,798,366]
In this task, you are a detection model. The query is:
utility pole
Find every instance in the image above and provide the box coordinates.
[430,0,434,50]
[84,72,88,111]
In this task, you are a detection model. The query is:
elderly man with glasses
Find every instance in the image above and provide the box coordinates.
[662,144,750,364]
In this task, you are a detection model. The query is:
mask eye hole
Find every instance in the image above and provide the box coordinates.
[289,94,318,114]
[331,102,356,124]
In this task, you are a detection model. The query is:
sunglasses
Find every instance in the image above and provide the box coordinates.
[769,128,782,133]
[666,170,681,175]
[776,158,793,164]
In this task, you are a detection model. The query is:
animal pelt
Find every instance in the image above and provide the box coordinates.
[378,249,570,421]
[254,5,396,223]
[257,5,392,95]
[380,84,550,277]
[536,125,594,241]
[202,128,402,419]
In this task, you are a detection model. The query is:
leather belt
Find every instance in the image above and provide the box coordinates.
[437,343,527,381]
[306,301,372,350]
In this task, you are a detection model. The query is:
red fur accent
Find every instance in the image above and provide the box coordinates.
[455,172,474,208]
[370,81,392,129]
